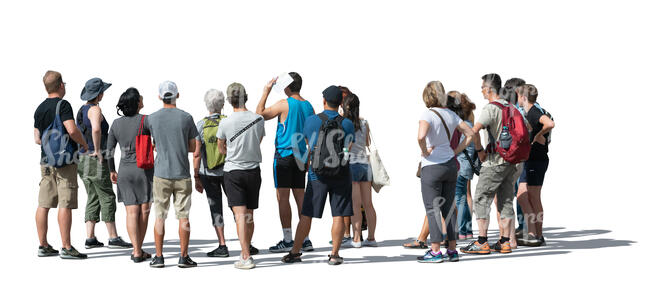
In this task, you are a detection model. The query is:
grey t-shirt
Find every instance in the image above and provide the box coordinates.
[477,99,508,167]
[216,111,265,172]
[146,108,199,179]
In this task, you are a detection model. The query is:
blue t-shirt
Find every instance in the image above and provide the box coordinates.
[302,110,355,181]
[275,97,314,158]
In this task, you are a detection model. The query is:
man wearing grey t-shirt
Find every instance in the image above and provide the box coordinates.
[217,82,265,270]
[145,81,199,268]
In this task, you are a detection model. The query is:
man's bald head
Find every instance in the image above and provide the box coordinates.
[43,70,63,94]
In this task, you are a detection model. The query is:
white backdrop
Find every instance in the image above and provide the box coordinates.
[0,0,647,285]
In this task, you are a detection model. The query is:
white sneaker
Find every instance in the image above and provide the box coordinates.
[362,240,378,247]
[234,256,256,269]
[343,240,362,248]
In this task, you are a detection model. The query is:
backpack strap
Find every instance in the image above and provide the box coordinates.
[429,108,451,141]
[55,100,64,116]
[317,113,329,124]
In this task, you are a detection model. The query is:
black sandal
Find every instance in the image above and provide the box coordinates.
[281,252,302,263]
[328,254,343,265]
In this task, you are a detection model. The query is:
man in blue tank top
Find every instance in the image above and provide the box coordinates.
[256,72,315,253]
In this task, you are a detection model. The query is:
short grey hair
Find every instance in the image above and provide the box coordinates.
[204,89,225,114]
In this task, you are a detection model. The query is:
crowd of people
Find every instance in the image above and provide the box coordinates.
[33,70,553,268]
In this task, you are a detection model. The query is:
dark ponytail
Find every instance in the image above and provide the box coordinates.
[342,93,361,131]
[116,87,140,117]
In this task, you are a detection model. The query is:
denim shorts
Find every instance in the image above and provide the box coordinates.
[350,163,372,182]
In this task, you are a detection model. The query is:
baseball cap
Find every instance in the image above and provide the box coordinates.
[227,82,247,98]
[322,85,342,106]
[159,81,178,99]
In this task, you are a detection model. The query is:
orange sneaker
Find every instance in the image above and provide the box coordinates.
[460,240,491,254]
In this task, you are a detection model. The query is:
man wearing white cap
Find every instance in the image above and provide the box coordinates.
[145,81,200,268]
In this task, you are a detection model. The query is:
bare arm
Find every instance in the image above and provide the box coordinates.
[217,139,227,155]
[87,106,103,159]
[62,119,89,151]
[193,140,201,174]
[365,122,371,147]
[472,122,486,162]
[418,120,432,157]
[454,121,475,155]
[34,128,41,145]
[256,77,285,120]
[192,139,203,192]
[534,115,555,144]
[188,138,198,153]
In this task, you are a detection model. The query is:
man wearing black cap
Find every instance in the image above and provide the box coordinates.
[281,85,355,265]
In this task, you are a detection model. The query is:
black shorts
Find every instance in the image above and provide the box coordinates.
[199,174,226,227]
[522,160,549,186]
[301,175,353,219]
[224,167,261,209]
[273,154,306,189]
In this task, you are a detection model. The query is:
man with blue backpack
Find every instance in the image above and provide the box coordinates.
[281,85,355,265]
[33,70,89,259]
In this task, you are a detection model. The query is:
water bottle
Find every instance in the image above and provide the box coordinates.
[499,126,512,150]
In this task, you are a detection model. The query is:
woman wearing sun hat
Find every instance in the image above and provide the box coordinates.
[76,77,132,250]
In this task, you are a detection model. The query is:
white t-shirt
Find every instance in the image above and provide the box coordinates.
[216,111,265,172]
[419,108,462,167]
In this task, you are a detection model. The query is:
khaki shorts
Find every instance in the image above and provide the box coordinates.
[474,163,517,220]
[38,164,79,209]
[153,176,192,219]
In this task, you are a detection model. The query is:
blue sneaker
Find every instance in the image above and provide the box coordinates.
[269,240,294,253]
[417,250,443,263]
[302,240,314,252]
[447,249,459,262]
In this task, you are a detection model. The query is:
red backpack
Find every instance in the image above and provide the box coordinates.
[486,102,530,164]
[136,115,154,169]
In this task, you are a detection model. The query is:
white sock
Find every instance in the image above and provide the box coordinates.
[283,228,292,243]
[304,235,310,242]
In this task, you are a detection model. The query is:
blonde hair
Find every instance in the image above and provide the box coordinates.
[43,70,63,94]
[422,81,446,108]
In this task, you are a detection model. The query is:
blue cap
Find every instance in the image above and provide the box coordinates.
[322,85,342,106]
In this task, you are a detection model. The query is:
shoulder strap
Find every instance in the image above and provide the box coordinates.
[138,115,146,136]
[430,108,451,140]
[55,100,64,116]
[489,101,506,109]
[229,116,263,143]
[317,113,329,124]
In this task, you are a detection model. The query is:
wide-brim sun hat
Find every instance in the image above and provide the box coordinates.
[81,77,112,101]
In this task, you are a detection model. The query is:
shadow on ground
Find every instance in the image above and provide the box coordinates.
[84,227,635,267]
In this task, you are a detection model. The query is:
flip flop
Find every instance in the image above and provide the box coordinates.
[403,240,428,249]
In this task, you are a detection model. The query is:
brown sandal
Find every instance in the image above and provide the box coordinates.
[403,240,428,249]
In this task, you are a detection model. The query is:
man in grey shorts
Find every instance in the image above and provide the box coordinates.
[461,73,518,255]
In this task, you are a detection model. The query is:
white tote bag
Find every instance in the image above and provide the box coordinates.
[367,127,390,193]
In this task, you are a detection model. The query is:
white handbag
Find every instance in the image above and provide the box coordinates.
[366,126,390,193]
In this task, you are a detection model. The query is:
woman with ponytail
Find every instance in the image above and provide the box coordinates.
[342,93,378,248]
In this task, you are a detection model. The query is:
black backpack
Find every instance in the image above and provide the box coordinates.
[311,113,348,178]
